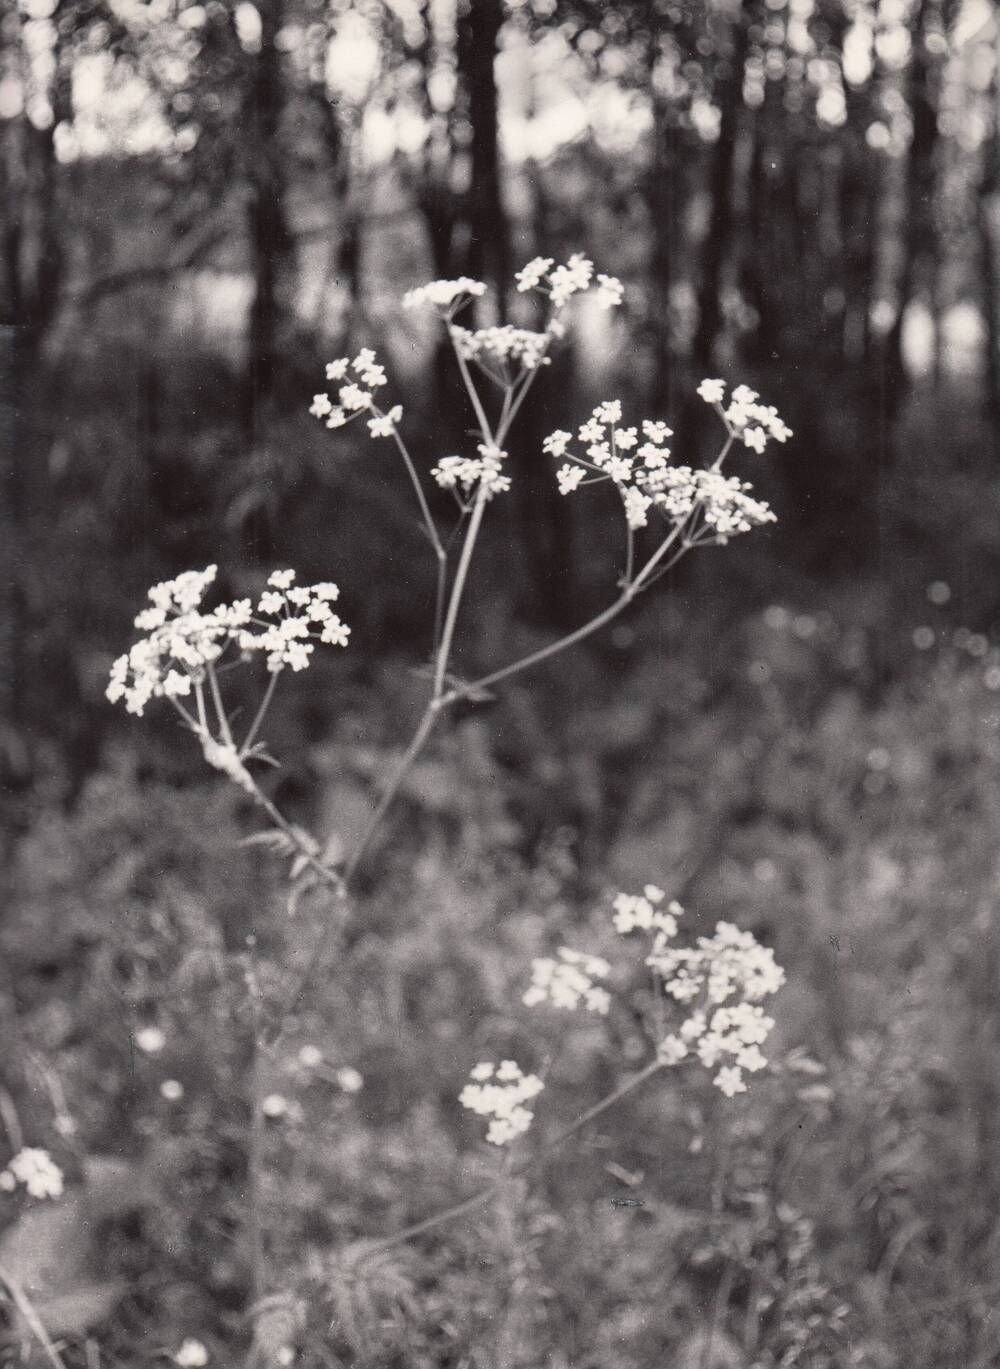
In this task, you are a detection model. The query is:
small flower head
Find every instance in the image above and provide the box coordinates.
[136,1026,166,1054]
[460,1060,544,1147]
[403,277,487,313]
[2,1148,64,1200]
[697,378,726,404]
[642,912,785,1097]
[335,1066,364,1093]
[595,273,625,308]
[174,1340,209,1368]
[523,947,612,1015]
[367,405,403,438]
[432,445,510,501]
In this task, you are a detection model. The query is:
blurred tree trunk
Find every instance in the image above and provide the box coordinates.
[977,74,1000,427]
[692,0,750,374]
[243,0,292,437]
[456,0,509,314]
[880,0,954,426]
[0,2,71,808]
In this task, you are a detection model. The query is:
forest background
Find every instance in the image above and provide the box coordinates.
[3,0,1000,1365]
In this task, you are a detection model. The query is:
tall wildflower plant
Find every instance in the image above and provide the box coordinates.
[104,256,792,1356]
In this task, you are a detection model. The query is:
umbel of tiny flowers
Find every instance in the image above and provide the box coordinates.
[309,347,402,437]
[522,947,612,1015]
[517,885,785,1100]
[696,378,794,452]
[459,1060,545,1147]
[310,256,625,522]
[624,890,786,1098]
[547,395,781,543]
[106,567,350,792]
[0,1147,64,1200]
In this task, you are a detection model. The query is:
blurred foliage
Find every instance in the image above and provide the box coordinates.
[6,588,1000,1363]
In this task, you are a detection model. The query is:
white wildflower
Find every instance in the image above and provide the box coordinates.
[715,1066,747,1097]
[460,1060,543,1146]
[367,406,402,438]
[549,253,594,308]
[339,383,371,412]
[697,378,726,404]
[596,273,625,307]
[611,887,682,937]
[432,444,509,499]
[136,1026,166,1054]
[335,1067,364,1093]
[174,1340,209,1368]
[556,464,586,496]
[451,324,551,374]
[644,916,785,1097]
[309,394,332,418]
[657,1035,689,1066]
[403,277,487,311]
[523,947,612,1015]
[4,1148,64,1200]
[543,429,572,458]
[623,487,652,530]
[515,256,554,292]
[325,358,349,381]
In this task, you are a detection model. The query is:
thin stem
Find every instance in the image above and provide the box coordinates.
[194,680,209,734]
[442,593,629,704]
[246,777,344,897]
[629,519,687,595]
[389,419,450,652]
[342,704,440,886]
[241,669,281,758]
[710,432,735,472]
[452,335,496,445]
[247,956,267,1304]
[633,543,690,592]
[353,1061,665,1263]
[389,425,446,562]
[432,485,489,700]
[207,664,235,747]
[0,1263,69,1369]
[624,522,635,588]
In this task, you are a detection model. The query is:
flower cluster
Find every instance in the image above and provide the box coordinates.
[459,1060,544,1146]
[402,277,487,313]
[106,569,349,716]
[638,915,786,1097]
[611,884,683,936]
[0,1147,64,1200]
[696,379,793,452]
[309,348,401,436]
[523,947,612,1015]
[546,400,776,539]
[431,444,510,503]
[239,569,350,671]
[514,253,623,311]
[174,1340,209,1368]
[450,324,553,376]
